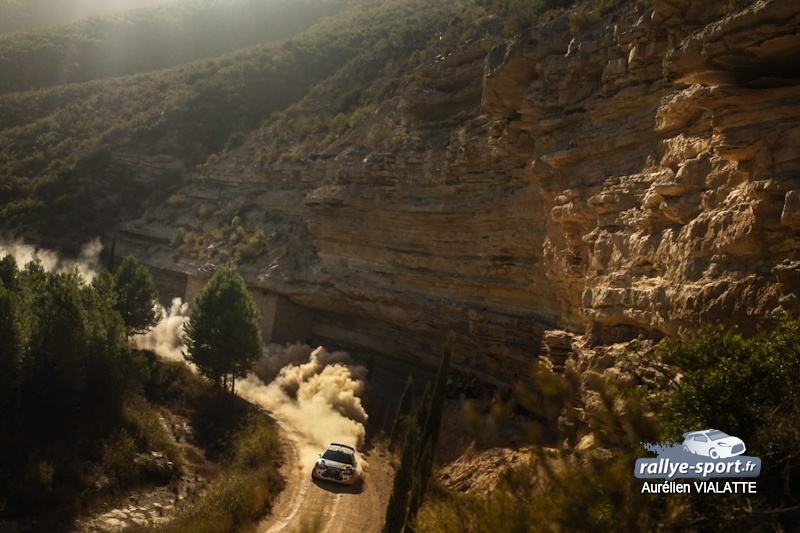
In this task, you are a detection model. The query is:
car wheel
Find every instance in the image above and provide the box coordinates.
[709,449,719,459]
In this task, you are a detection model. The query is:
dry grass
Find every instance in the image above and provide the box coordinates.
[144,413,284,533]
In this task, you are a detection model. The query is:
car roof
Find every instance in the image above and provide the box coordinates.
[682,429,718,438]
[327,443,355,454]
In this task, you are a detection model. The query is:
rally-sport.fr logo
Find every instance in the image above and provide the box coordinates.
[634,429,761,494]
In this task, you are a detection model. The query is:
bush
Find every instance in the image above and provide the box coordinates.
[568,7,599,34]
[416,315,800,531]
[230,414,281,469]
[151,412,283,533]
[415,366,675,532]
[123,397,180,464]
[655,314,800,528]
[101,431,140,488]
[223,132,246,152]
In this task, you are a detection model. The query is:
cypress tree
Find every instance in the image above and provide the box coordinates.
[415,382,431,432]
[409,332,454,523]
[382,419,419,533]
[419,332,453,460]
[407,440,433,524]
[389,376,414,451]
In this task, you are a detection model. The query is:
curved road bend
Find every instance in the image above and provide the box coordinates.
[259,421,393,533]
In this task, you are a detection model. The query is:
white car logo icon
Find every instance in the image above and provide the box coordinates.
[682,429,746,459]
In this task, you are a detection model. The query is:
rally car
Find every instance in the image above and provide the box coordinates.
[312,443,360,485]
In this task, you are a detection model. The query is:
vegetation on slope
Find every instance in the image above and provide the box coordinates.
[0,0,164,34]
[0,0,513,254]
[143,362,284,533]
[0,253,283,528]
[0,0,342,94]
[0,254,159,518]
[254,0,580,164]
[413,314,800,532]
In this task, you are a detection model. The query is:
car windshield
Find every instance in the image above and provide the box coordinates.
[707,430,730,441]
[323,449,354,465]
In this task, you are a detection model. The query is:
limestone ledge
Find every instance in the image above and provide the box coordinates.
[120,0,800,380]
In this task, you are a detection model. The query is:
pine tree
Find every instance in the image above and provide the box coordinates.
[389,376,414,451]
[113,256,161,336]
[27,271,91,430]
[382,419,419,533]
[0,254,17,289]
[0,284,21,418]
[182,266,263,391]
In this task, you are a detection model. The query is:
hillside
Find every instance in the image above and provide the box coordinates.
[0,0,166,34]
[2,0,800,530]
[0,0,343,94]
[0,0,446,254]
[115,0,800,380]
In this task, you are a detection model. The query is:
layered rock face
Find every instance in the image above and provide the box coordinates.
[487,0,800,344]
[120,0,800,381]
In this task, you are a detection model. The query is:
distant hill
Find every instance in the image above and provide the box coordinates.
[0,0,343,93]
[0,0,167,34]
[0,0,461,252]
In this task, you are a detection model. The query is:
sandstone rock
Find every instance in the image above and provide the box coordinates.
[666,0,800,84]
[437,446,533,494]
[99,517,124,531]
[781,190,800,229]
[118,0,800,383]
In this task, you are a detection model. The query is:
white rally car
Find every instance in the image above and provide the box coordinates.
[682,429,746,458]
[312,443,360,485]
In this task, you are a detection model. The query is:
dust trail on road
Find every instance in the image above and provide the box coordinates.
[132,301,385,532]
[135,310,369,471]
[238,345,368,473]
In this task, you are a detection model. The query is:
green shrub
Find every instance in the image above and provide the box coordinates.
[417,315,800,532]
[568,7,599,34]
[230,414,281,470]
[654,314,800,529]
[150,412,283,533]
[101,431,140,488]
[223,132,246,152]
[416,366,675,532]
[123,398,180,464]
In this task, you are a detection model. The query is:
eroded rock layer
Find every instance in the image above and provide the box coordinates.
[120,0,800,381]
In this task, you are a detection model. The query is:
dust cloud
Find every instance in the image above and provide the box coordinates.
[0,238,102,282]
[132,298,190,361]
[137,308,369,473]
[0,240,370,471]
[239,345,368,472]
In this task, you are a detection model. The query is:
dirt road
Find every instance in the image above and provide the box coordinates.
[259,421,393,533]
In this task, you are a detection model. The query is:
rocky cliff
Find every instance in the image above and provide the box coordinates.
[119,0,800,382]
